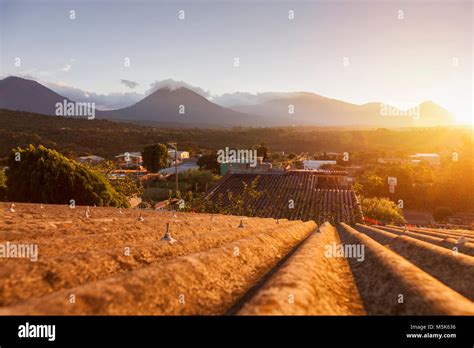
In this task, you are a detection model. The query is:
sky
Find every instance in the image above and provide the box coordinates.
[0,0,472,124]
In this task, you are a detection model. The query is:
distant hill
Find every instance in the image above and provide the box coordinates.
[0,109,469,161]
[0,76,261,127]
[230,92,455,127]
[100,87,262,127]
[0,76,455,127]
[0,76,74,115]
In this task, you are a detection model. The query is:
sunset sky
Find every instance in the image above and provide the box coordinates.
[0,0,472,124]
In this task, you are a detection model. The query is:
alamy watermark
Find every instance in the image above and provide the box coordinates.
[0,242,38,262]
[380,101,420,119]
[55,99,95,120]
[324,242,365,262]
[18,322,55,341]
[217,147,258,167]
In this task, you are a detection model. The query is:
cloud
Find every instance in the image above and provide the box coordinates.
[61,64,72,72]
[1,74,296,110]
[44,81,142,110]
[211,92,295,107]
[120,79,139,89]
[145,78,211,98]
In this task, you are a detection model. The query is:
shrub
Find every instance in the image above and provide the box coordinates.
[142,143,168,173]
[432,206,453,223]
[0,169,7,200]
[197,153,220,174]
[361,197,404,224]
[6,145,129,207]
[178,169,218,189]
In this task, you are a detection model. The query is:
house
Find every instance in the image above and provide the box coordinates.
[167,149,190,166]
[159,161,200,175]
[409,153,440,165]
[108,167,147,179]
[220,157,274,176]
[377,157,408,165]
[303,160,337,170]
[77,155,105,164]
[115,152,142,168]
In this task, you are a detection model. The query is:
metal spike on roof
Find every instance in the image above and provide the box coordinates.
[456,236,468,246]
[6,203,15,213]
[161,222,177,244]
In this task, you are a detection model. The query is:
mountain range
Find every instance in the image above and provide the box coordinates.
[0,76,455,128]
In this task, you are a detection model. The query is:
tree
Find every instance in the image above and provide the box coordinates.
[142,143,168,173]
[433,206,453,223]
[178,169,218,192]
[197,153,220,174]
[109,176,144,199]
[87,160,143,199]
[0,170,7,200]
[256,143,269,160]
[358,174,385,197]
[361,197,404,224]
[287,152,297,160]
[6,145,129,207]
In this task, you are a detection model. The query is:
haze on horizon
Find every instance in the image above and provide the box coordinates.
[0,0,472,124]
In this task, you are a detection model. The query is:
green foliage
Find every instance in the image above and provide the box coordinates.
[1,110,471,160]
[109,176,144,199]
[432,206,453,223]
[6,145,129,207]
[358,174,386,197]
[178,169,218,189]
[361,197,404,224]
[1,110,473,215]
[256,143,269,160]
[177,178,262,216]
[0,170,7,200]
[84,160,143,199]
[197,153,220,174]
[142,143,168,172]
[354,136,474,214]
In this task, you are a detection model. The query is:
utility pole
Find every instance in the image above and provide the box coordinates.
[168,142,178,195]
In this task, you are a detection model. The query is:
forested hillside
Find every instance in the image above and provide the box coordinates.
[0,109,471,160]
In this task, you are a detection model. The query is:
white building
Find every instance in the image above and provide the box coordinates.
[115,152,143,167]
[303,160,337,170]
[409,153,440,166]
[78,155,105,164]
[159,161,200,175]
[167,149,190,165]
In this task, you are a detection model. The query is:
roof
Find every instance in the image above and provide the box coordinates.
[205,171,362,224]
[410,153,440,158]
[304,160,337,163]
[78,155,104,161]
[2,203,471,315]
[289,169,348,175]
[115,152,142,158]
[0,203,316,315]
